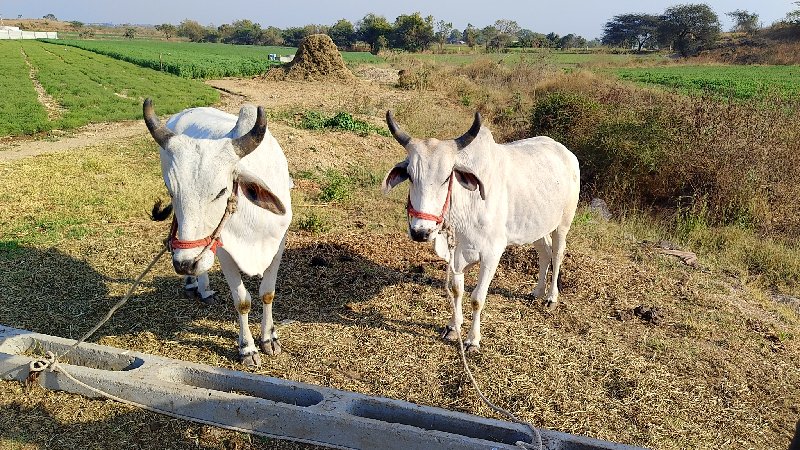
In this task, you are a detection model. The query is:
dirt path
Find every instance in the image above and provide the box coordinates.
[0,121,147,162]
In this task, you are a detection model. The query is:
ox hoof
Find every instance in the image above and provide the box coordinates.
[464,343,480,354]
[545,300,559,311]
[199,293,219,306]
[240,351,261,367]
[260,338,282,356]
[532,288,546,300]
[440,325,460,342]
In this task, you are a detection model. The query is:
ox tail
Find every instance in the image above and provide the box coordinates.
[151,198,173,221]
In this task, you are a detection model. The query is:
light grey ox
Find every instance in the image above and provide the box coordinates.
[382,111,580,352]
[143,99,292,367]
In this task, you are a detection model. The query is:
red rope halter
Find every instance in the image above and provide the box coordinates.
[167,181,239,256]
[406,173,453,225]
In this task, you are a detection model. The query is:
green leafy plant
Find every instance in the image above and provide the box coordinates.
[298,110,389,137]
[296,212,330,233]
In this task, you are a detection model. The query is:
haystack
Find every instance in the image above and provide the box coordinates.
[265,34,355,82]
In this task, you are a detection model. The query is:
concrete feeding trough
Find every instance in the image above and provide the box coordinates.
[0,325,644,450]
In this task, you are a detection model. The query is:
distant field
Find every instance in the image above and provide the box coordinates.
[0,40,218,136]
[408,49,664,67]
[615,64,800,100]
[47,39,382,78]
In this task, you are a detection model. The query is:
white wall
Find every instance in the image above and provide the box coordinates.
[0,31,58,40]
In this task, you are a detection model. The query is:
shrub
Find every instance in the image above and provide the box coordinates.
[297,213,329,233]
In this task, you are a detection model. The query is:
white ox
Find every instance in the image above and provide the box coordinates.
[382,111,580,352]
[143,99,293,367]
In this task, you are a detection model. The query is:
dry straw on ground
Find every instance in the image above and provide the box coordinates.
[1,69,799,450]
[265,34,355,82]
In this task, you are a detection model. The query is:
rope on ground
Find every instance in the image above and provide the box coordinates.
[27,246,167,379]
[442,222,544,450]
[24,244,356,449]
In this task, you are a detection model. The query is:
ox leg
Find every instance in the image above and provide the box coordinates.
[259,235,287,357]
[217,251,260,367]
[195,273,217,304]
[465,250,502,353]
[545,227,568,310]
[441,266,465,342]
[531,236,552,300]
[442,247,477,342]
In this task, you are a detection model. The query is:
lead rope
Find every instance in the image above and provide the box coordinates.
[24,190,269,440]
[441,219,544,450]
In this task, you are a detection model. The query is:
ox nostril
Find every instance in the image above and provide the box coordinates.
[173,259,195,275]
[409,228,430,242]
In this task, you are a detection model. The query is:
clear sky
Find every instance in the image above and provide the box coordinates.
[1,1,794,40]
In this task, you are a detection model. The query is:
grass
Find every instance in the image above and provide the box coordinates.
[615,64,800,100]
[47,39,382,79]
[0,40,218,137]
[0,43,49,135]
[1,58,799,450]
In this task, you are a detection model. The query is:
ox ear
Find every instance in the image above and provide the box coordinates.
[235,172,286,215]
[454,169,485,200]
[381,161,410,194]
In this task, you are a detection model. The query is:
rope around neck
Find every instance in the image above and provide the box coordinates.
[441,220,543,450]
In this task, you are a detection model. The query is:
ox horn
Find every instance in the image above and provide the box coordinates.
[455,112,482,150]
[386,110,411,147]
[143,98,175,149]
[231,106,267,158]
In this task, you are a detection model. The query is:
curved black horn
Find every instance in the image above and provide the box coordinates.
[143,98,175,149]
[386,110,411,147]
[455,112,482,150]
[231,106,267,158]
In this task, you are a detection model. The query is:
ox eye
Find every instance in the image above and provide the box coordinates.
[214,187,227,200]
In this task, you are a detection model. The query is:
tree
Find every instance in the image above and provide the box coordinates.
[545,32,561,48]
[494,19,521,36]
[601,13,660,51]
[227,19,261,45]
[356,13,392,54]
[658,4,720,56]
[462,23,478,48]
[43,14,57,20]
[260,26,284,46]
[483,20,520,50]
[328,19,355,49]
[448,29,461,44]
[177,19,207,42]
[559,33,584,49]
[726,9,759,33]
[787,2,800,26]
[391,12,434,52]
[281,27,309,47]
[69,20,84,29]
[434,20,453,51]
[124,27,136,39]
[155,23,176,40]
[481,25,499,50]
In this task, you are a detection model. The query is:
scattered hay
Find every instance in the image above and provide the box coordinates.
[265,34,355,82]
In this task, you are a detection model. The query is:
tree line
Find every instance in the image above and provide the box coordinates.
[153,13,593,53]
[602,4,770,56]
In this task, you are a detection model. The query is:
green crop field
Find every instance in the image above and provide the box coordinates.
[0,42,50,135]
[47,39,382,78]
[0,40,218,137]
[615,64,800,100]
